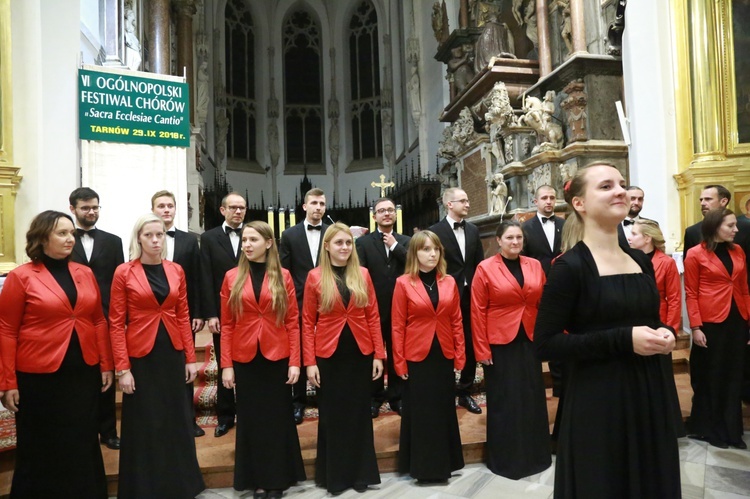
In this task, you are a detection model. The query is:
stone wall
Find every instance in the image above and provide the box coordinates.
[462,149,488,217]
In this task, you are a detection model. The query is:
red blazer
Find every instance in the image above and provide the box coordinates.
[0,261,113,391]
[471,255,546,362]
[302,267,386,366]
[219,267,300,368]
[391,274,465,376]
[109,259,196,371]
[685,243,750,327]
[652,250,682,332]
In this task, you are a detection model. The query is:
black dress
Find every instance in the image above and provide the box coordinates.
[11,256,107,499]
[314,266,380,494]
[689,242,747,445]
[535,242,681,499]
[483,256,550,480]
[398,269,464,481]
[232,261,306,492]
[117,263,205,499]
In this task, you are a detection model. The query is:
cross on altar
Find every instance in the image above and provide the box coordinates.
[371,174,395,197]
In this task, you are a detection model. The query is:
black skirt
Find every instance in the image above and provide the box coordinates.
[398,336,464,480]
[233,352,306,491]
[11,332,107,499]
[689,301,747,444]
[315,326,380,494]
[118,325,205,499]
[484,332,551,480]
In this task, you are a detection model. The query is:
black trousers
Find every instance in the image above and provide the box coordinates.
[456,290,477,396]
[98,381,117,439]
[212,332,236,425]
[371,317,402,405]
[292,315,310,410]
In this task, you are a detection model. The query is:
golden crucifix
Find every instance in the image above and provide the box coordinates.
[371,174,395,197]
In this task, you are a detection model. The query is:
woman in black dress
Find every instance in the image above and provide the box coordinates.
[220,221,306,498]
[534,164,681,498]
[471,220,550,479]
[0,211,113,498]
[109,213,204,499]
[685,208,750,449]
[302,222,386,495]
[391,230,465,483]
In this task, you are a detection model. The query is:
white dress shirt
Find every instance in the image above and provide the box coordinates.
[76,225,95,261]
[446,214,466,261]
[222,222,242,256]
[538,213,556,252]
[304,220,323,265]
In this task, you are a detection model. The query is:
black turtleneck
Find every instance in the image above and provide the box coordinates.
[249,261,266,302]
[501,254,524,288]
[646,249,656,261]
[715,242,733,275]
[42,254,77,308]
[419,269,439,310]
[332,265,350,307]
[142,262,168,305]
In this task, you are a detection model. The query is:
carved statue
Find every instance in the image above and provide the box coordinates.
[431,1,450,45]
[475,11,516,73]
[382,108,393,166]
[484,82,516,161]
[448,44,476,98]
[124,5,142,71]
[454,107,478,146]
[438,164,459,189]
[267,122,280,168]
[406,37,422,128]
[488,172,508,215]
[196,61,209,127]
[560,0,573,56]
[519,93,564,151]
[215,108,230,164]
[438,127,461,159]
[512,0,538,53]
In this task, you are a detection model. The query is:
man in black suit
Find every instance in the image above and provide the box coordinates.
[279,188,328,424]
[619,186,646,246]
[69,187,124,450]
[356,197,411,418]
[522,185,564,275]
[200,191,247,437]
[151,190,205,437]
[429,187,485,414]
[682,184,732,260]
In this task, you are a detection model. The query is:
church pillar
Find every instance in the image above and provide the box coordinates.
[569,0,588,54]
[535,0,552,76]
[147,0,171,74]
[102,0,125,66]
[173,0,196,124]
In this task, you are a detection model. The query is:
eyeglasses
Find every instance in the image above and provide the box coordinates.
[450,199,469,204]
[226,205,246,212]
[376,208,396,214]
[79,206,101,213]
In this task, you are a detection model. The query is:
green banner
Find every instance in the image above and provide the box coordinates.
[78,68,190,147]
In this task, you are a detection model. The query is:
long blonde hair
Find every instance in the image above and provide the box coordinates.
[404,230,447,282]
[228,221,288,325]
[318,222,368,313]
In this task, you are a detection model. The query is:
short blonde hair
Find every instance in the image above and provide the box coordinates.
[129,213,167,260]
[633,219,666,253]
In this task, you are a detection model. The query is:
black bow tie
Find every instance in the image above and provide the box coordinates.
[76,228,96,238]
[225,226,242,236]
[166,230,176,237]
[623,219,635,226]
[307,224,322,231]
[453,221,465,230]
[541,216,553,224]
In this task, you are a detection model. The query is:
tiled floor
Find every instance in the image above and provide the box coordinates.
[181,434,750,499]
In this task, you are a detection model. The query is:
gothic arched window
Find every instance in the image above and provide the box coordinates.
[349,1,381,162]
[225,0,256,165]
[284,10,323,172]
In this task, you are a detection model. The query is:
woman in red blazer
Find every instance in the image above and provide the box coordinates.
[0,211,113,498]
[684,208,750,449]
[471,220,550,480]
[302,222,385,495]
[391,230,465,483]
[220,221,305,497]
[109,214,204,498]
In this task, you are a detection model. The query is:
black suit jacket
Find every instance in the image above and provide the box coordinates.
[521,214,564,275]
[356,230,411,321]
[682,222,701,260]
[428,218,485,297]
[279,222,329,309]
[171,228,201,320]
[71,228,124,318]
[200,225,241,319]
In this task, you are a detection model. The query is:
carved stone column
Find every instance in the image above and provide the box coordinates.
[174,0,196,123]
[536,0,552,76]
[569,0,588,54]
[147,0,171,74]
[102,0,125,66]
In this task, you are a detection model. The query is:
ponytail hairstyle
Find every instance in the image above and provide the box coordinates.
[318,222,369,313]
[633,219,666,253]
[561,162,621,249]
[228,221,288,325]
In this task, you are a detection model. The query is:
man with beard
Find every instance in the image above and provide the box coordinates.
[279,188,329,424]
[619,186,646,245]
[682,185,733,259]
[69,187,124,450]
[200,191,247,437]
[356,198,410,417]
